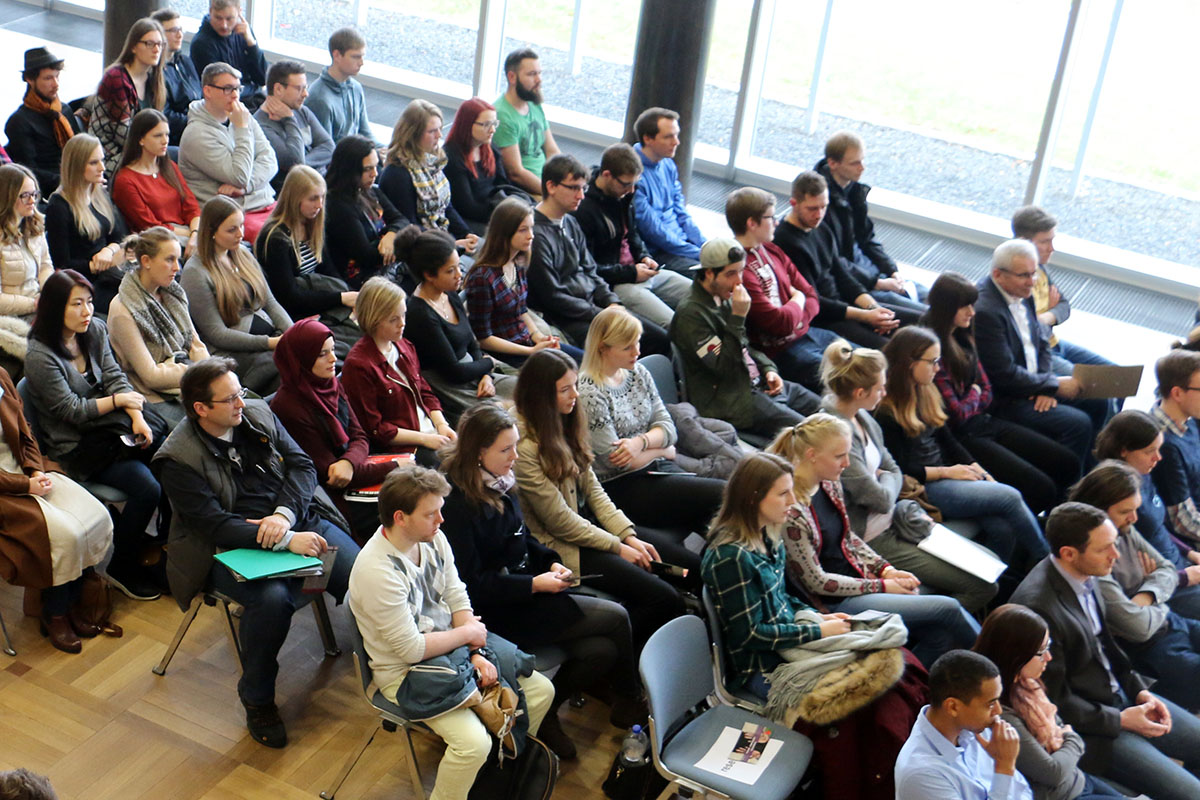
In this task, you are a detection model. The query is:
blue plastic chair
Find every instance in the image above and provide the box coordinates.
[701,587,768,714]
[639,615,813,800]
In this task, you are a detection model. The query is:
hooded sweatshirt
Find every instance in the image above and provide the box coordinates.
[179,99,277,212]
[304,67,375,143]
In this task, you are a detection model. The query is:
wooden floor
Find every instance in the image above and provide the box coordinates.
[0,582,620,799]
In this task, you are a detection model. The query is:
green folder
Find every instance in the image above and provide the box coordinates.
[213,549,323,581]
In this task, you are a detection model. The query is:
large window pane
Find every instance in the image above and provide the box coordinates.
[695,0,750,152]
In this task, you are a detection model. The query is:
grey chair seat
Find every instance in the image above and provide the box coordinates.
[660,703,813,800]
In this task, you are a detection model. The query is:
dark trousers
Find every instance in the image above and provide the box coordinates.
[959,414,1080,513]
[651,251,700,275]
[770,326,844,393]
[1123,612,1200,711]
[739,383,822,443]
[545,594,638,706]
[993,396,1104,474]
[210,518,360,705]
[602,468,725,541]
[90,457,162,568]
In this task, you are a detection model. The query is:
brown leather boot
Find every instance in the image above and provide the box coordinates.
[40,614,82,654]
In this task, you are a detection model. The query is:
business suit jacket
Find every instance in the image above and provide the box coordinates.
[973,276,1059,401]
[1009,557,1150,768]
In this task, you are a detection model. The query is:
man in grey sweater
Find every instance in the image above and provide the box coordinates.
[253,60,334,193]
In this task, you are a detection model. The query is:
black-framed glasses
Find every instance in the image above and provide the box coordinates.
[998,267,1037,280]
[917,356,942,366]
[208,82,242,95]
[18,190,39,202]
[612,175,638,189]
[556,181,587,194]
[139,39,164,49]
[1184,386,1200,393]
[208,387,248,405]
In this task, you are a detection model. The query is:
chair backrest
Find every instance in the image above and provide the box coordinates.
[15,378,48,448]
[344,597,375,700]
[700,587,735,696]
[668,343,690,403]
[639,615,714,754]
[638,353,678,406]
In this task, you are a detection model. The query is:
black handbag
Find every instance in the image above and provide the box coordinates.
[62,402,170,480]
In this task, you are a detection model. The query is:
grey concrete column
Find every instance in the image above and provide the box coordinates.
[623,0,717,194]
[104,1,162,66]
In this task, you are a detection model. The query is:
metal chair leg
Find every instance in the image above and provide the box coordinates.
[153,595,204,675]
[311,596,341,657]
[219,599,243,671]
[0,606,15,657]
[320,722,383,800]
[402,726,426,799]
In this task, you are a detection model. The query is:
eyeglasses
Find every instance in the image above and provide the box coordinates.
[917,356,942,366]
[556,182,587,194]
[1184,386,1200,393]
[162,26,183,35]
[18,190,39,203]
[208,387,248,405]
[139,39,164,49]
[999,268,1038,280]
[473,119,499,130]
[612,175,639,189]
[1035,638,1053,658]
[208,82,242,95]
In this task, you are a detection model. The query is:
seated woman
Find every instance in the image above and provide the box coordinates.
[341,276,455,466]
[254,165,359,360]
[463,197,581,367]
[46,135,128,315]
[578,306,724,539]
[0,164,53,380]
[111,109,200,252]
[878,326,1049,582]
[24,270,163,602]
[513,349,693,648]
[974,604,1124,800]
[922,272,1079,510]
[181,196,292,395]
[766,413,979,669]
[271,318,401,543]
[379,99,477,255]
[439,403,642,760]
[400,225,514,422]
[444,97,523,234]
[819,340,997,614]
[107,227,209,427]
[0,365,114,654]
[323,135,409,288]
[1095,410,1200,621]
[88,17,166,172]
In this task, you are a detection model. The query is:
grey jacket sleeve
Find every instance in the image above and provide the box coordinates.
[1002,710,1086,800]
[1128,527,1179,603]
[1096,573,1169,644]
[254,111,304,179]
[840,411,903,515]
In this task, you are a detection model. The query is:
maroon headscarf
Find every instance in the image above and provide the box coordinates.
[273,319,348,449]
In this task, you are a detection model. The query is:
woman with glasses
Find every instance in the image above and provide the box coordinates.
[922,272,1078,513]
[439,402,642,760]
[112,109,201,254]
[878,326,1048,587]
[24,269,164,602]
[150,9,201,145]
[444,97,523,234]
[0,164,53,381]
[974,604,1124,800]
[89,17,167,172]
[379,99,478,256]
[323,135,410,288]
[181,195,291,395]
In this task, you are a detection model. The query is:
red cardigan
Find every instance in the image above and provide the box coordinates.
[742,241,820,357]
[112,161,201,231]
[340,336,442,452]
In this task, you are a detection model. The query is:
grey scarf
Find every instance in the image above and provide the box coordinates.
[117,269,195,364]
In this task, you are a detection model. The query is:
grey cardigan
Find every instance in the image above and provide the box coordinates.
[181,254,292,353]
[1000,707,1086,800]
[24,318,134,460]
[821,399,903,537]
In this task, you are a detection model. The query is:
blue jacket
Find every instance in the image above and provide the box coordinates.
[189,14,267,104]
[162,51,201,145]
[632,144,703,260]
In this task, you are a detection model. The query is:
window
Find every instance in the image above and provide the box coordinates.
[695,0,751,152]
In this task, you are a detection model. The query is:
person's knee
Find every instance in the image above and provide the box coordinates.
[442,719,492,768]
[245,580,296,617]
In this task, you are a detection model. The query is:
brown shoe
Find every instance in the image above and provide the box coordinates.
[67,609,102,638]
[40,614,82,654]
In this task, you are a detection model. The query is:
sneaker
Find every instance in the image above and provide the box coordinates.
[239,692,288,748]
[105,564,161,601]
[536,712,576,760]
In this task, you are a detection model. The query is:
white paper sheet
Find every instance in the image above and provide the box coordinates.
[917,523,1007,583]
[693,725,784,785]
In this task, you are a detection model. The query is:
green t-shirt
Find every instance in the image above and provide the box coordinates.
[494,94,548,179]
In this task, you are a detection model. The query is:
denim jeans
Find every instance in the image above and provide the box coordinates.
[771,326,843,393]
[831,592,980,669]
[923,478,1049,568]
[92,458,161,567]
[1101,694,1200,800]
[1122,612,1200,711]
[209,518,360,705]
[612,269,692,328]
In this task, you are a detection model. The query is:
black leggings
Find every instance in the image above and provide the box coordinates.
[601,469,725,543]
[960,415,1079,514]
[545,594,639,708]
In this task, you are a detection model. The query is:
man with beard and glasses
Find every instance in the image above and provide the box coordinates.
[5,47,81,195]
[493,48,560,198]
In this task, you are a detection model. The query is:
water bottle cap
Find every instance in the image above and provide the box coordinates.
[632,724,642,734]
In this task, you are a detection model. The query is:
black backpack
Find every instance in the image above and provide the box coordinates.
[468,734,559,800]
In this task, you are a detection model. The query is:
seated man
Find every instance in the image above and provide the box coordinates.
[775,170,914,348]
[155,358,359,748]
[1012,205,1115,377]
[254,60,334,193]
[632,107,703,272]
[4,47,81,195]
[895,650,1031,800]
[180,62,277,243]
[1010,502,1200,800]
[726,185,838,393]
[349,464,553,800]
[304,27,378,145]
[153,8,202,145]
[189,0,267,108]
[1070,460,1200,708]
[528,154,669,354]
[974,239,1109,471]
[1151,349,1200,547]
[571,142,691,330]
[670,237,820,442]
[493,48,559,197]
[814,130,923,310]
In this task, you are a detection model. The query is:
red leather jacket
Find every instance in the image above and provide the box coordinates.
[341,336,442,452]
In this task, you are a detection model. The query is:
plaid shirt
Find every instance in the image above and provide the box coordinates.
[701,535,822,688]
[464,264,533,345]
[1151,402,1200,545]
[933,360,993,427]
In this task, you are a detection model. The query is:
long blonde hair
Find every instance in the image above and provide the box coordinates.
[386,99,442,167]
[580,306,642,384]
[765,413,852,499]
[259,165,326,262]
[195,196,270,327]
[54,134,117,242]
[0,164,44,245]
[707,452,795,550]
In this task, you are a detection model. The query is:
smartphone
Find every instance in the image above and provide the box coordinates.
[566,573,602,587]
[650,561,689,579]
[120,433,148,447]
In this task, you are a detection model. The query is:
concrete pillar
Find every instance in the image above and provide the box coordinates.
[104,1,162,66]
[623,0,717,194]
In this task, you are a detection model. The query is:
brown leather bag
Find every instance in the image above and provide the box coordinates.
[74,571,123,637]
[898,475,943,522]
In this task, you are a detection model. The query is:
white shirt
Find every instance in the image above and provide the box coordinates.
[992,278,1039,373]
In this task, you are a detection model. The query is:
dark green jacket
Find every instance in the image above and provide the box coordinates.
[669,281,777,430]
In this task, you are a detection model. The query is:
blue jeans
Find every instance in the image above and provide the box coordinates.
[1123,612,1200,710]
[92,458,161,567]
[993,397,1102,475]
[831,592,980,670]
[210,518,360,705]
[771,326,843,393]
[1102,694,1200,800]
[923,478,1049,569]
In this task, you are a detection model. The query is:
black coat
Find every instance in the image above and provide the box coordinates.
[775,217,869,324]
[323,188,410,288]
[570,171,651,286]
[814,156,896,279]
[973,276,1059,400]
[528,208,618,325]
[4,103,83,195]
[162,51,201,145]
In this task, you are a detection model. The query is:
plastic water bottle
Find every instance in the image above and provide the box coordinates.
[619,724,650,766]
